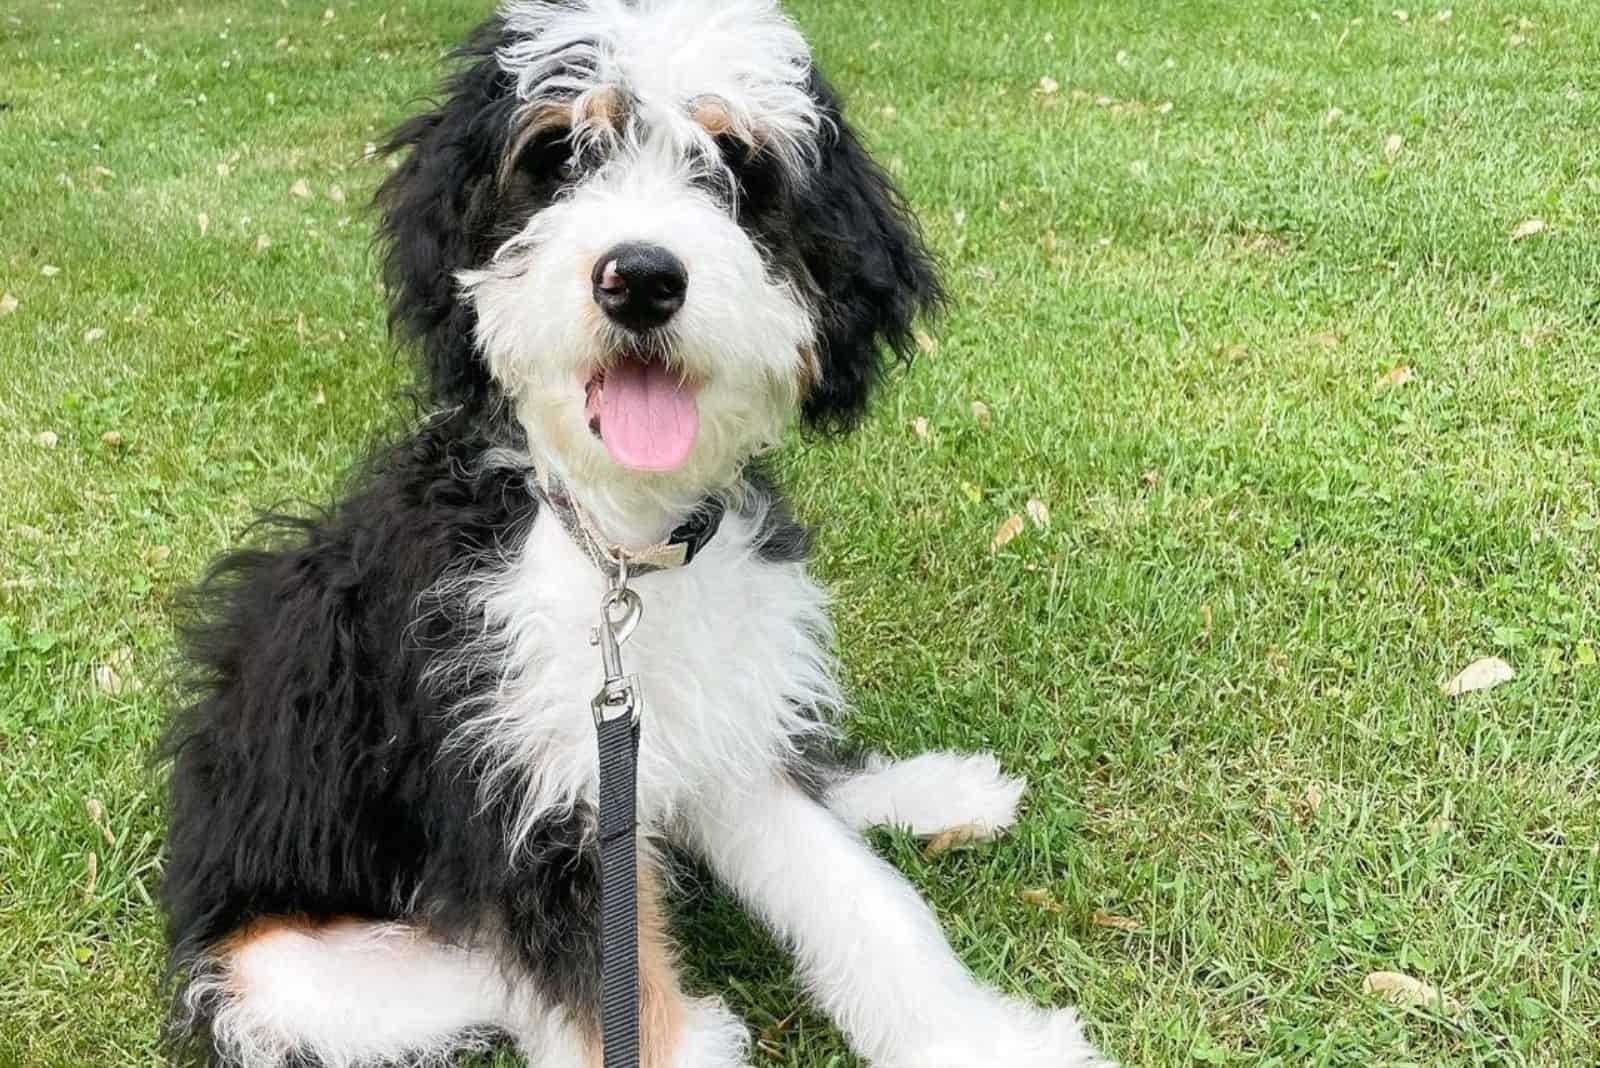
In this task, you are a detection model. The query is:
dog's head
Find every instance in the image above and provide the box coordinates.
[379,0,940,503]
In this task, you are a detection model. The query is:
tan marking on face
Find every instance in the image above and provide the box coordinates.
[691,97,737,139]
[581,84,629,128]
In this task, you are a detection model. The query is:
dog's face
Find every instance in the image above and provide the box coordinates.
[380,0,940,501]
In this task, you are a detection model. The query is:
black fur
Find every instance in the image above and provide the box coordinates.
[375,19,519,416]
[792,72,944,428]
[159,420,827,1060]
[160,410,607,1050]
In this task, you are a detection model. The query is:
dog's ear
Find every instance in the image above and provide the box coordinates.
[795,72,944,430]
[376,27,516,415]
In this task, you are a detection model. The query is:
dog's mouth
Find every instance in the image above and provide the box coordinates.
[582,351,701,473]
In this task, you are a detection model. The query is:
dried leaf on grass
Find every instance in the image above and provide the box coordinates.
[913,329,938,355]
[1441,656,1514,697]
[93,648,136,698]
[85,798,116,847]
[197,212,210,235]
[1025,498,1050,528]
[1362,971,1463,1015]
[922,826,980,860]
[1511,218,1547,242]
[83,851,99,900]
[991,515,1025,550]
[1376,364,1414,388]
[290,178,312,199]
[971,400,991,427]
[1021,888,1063,913]
[1,292,19,316]
[757,1010,799,1048]
[910,416,930,441]
[1092,910,1141,932]
[84,327,106,344]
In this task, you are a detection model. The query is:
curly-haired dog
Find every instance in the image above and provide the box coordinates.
[160,2,1110,1066]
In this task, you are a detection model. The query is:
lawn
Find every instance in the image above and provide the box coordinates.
[3,0,1599,1064]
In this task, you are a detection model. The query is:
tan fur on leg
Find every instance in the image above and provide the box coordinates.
[639,859,686,1068]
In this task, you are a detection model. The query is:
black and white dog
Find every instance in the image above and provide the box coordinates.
[162,2,1109,1065]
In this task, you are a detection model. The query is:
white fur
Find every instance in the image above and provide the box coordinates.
[497,0,822,177]
[436,493,841,860]
[827,751,1027,837]
[685,777,1113,1068]
[191,923,520,1068]
[461,0,827,547]
[459,141,815,543]
[676,996,754,1068]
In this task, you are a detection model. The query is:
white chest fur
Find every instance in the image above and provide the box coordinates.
[444,506,841,853]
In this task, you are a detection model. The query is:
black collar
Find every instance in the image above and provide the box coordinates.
[535,468,725,579]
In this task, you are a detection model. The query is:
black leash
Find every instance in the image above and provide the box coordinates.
[595,707,641,1068]
[590,576,644,1068]
[537,467,724,1068]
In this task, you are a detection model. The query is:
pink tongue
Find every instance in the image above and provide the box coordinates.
[598,360,701,472]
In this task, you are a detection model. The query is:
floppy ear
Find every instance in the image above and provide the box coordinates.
[794,72,944,429]
[376,25,518,415]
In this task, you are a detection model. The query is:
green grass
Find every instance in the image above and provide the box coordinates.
[4,0,1599,1064]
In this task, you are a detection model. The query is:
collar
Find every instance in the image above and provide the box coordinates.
[535,467,725,581]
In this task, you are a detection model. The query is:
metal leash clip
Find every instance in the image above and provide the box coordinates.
[590,555,644,727]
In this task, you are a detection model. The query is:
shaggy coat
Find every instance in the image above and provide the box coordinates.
[160,3,1107,1067]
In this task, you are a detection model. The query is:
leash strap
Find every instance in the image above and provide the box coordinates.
[533,464,724,1068]
[596,711,641,1068]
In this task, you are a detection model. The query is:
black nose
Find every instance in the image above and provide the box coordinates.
[592,243,688,331]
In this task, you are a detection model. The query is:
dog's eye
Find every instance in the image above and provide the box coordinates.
[716,135,780,205]
[515,133,581,188]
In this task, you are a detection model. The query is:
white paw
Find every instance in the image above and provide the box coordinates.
[826,751,1027,838]
[889,1004,1113,1068]
[673,995,751,1068]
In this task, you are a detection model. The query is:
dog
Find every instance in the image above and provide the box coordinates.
[160,2,1110,1066]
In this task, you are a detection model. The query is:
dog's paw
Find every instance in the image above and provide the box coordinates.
[826,751,1027,838]
[886,1003,1114,1068]
[673,995,752,1068]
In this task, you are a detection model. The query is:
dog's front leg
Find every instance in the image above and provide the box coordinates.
[683,774,1112,1068]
